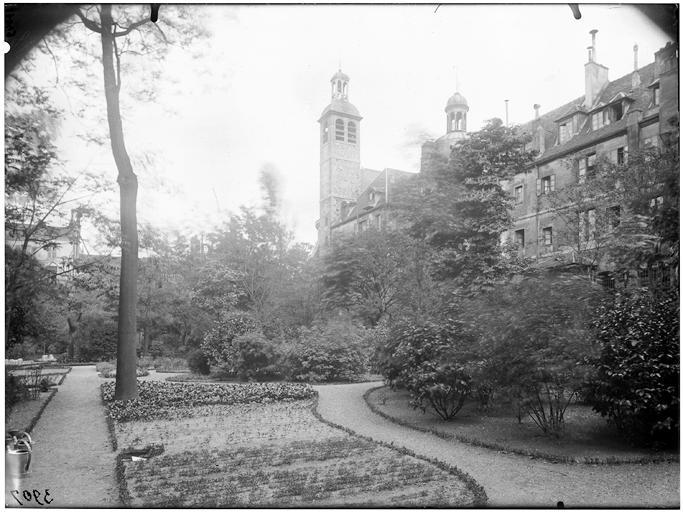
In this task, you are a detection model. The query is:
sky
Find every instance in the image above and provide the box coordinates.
[11,4,674,247]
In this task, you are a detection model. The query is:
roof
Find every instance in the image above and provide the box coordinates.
[445,91,468,111]
[319,98,361,120]
[331,69,349,82]
[518,62,656,164]
[333,168,415,226]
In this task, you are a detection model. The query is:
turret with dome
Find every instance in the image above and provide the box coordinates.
[420,86,470,170]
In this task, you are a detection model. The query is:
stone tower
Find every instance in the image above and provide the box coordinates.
[317,69,363,250]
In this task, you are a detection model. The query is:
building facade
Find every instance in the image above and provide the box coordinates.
[503,34,678,270]
[420,32,678,275]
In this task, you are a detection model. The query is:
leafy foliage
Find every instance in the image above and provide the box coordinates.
[102,380,315,422]
[231,332,282,381]
[200,311,259,370]
[584,291,679,447]
[379,318,473,420]
[323,229,439,325]
[187,350,211,375]
[284,320,369,383]
[394,118,533,293]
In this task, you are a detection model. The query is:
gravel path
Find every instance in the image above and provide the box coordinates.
[5,366,119,508]
[315,382,680,508]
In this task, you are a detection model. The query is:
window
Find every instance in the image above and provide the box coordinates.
[611,102,623,121]
[322,124,329,143]
[616,146,626,165]
[650,196,664,211]
[542,227,553,246]
[607,205,621,232]
[591,110,610,130]
[358,219,367,233]
[47,246,57,259]
[375,214,382,229]
[368,190,375,202]
[335,119,345,141]
[514,229,525,247]
[579,209,596,241]
[559,121,572,143]
[537,175,555,195]
[347,121,357,144]
[653,86,660,106]
[579,153,596,182]
[514,185,524,204]
[643,136,660,149]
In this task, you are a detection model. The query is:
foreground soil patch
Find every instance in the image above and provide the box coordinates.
[367,387,677,463]
[113,392,478,506]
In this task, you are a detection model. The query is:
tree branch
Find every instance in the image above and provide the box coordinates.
[113,18,150,37]
[72,7,102,34]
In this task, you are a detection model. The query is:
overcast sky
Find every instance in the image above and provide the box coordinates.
[19,4,674,247]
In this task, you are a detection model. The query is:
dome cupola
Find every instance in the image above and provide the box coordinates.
[444,90,469,133]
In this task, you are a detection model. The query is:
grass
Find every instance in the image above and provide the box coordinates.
[112,383,482,507]
[365,386,679,464]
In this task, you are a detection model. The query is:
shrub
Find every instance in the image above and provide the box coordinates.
[383,318,473,420]
[187,350,211,375]
[584,291,679,448]
[459,274,603,435]
[285,320,368,383]
[232,332,282,381]
[101,380,315,422]
[96,361,149,378]
[5,373,28,411]
[200,312,259,372]
[153,357,188,372]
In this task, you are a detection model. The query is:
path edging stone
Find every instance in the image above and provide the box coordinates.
[364,385,679,466]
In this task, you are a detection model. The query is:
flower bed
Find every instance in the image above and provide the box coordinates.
[102,380,315,422]
[116,399,479,507]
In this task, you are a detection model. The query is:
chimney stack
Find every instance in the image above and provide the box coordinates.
[631,44,641,89]
[590,29,598,62]
[584,29,609,108]
[533,103,541,119]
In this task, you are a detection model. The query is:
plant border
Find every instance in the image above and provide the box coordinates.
[364,385,679,466]
[310,393,488,506]
[24,387,59,434]
[100,384,118,452]
[115,452,132,507]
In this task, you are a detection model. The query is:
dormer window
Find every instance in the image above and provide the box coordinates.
[368,190,375,202]
[559,121,572,143]
[591,109,611,131]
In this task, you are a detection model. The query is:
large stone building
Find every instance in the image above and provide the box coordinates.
[315,70,413,253]
[420,32,678,276]
[316,33,678,271]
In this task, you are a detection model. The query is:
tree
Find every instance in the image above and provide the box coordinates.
[394,118,534,294]
[323,228,438,325]
[65,5,202,398]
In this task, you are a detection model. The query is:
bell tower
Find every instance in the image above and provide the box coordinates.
[317,69,362,251]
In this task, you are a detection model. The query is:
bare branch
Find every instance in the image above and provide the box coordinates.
[113,17,150,37]
[72,7,103,34]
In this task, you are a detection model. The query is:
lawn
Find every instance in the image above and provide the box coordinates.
[366,386,678,464]
[105,381,482,507]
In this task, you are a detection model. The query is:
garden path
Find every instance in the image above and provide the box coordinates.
[315,382,680,508]
[5,366,119,508]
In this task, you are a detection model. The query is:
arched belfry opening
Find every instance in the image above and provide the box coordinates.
[445,91,469,133]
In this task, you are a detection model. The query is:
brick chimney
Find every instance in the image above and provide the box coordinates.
[584,29,609,109]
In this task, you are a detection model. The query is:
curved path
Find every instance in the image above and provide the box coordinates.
[6,366,119,508]
[315,382,680,508]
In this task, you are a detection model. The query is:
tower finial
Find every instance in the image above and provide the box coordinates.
[455,65,460,92]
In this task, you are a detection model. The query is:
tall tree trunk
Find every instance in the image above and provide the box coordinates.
[100,4,139,400]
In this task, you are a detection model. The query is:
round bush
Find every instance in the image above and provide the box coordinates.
[187,350,211,375]
[285,321,368,383]
[584,291,679,448]
[200,311,259,369]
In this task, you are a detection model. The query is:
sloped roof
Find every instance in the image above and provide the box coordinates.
[519,62,657,164]
[334,168,415,225]
[319,98,361,120]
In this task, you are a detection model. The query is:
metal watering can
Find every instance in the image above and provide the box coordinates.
[6,431,32,476]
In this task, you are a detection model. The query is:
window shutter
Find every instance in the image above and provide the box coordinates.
[550,175,556,192]
[536,178,541,195]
